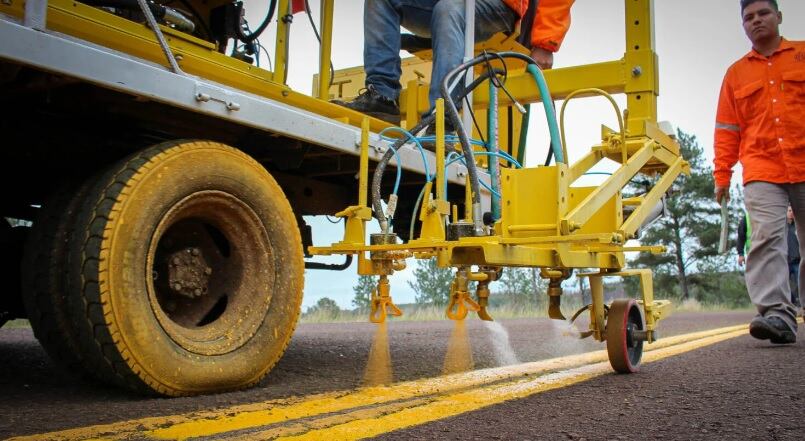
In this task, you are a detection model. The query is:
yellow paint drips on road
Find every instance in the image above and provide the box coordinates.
[11,323,752,441]
[362,322,393,387]
[442,320,474,375]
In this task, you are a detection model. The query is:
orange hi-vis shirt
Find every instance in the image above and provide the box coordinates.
[713,38,805,188]
[503,0,574,52]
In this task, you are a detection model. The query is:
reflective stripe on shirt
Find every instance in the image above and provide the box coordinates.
[716,122,740,132]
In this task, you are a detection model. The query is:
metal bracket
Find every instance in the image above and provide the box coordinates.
[194,83,241,112]
[24,0,47,30]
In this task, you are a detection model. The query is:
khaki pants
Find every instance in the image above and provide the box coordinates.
[744,181,805,331]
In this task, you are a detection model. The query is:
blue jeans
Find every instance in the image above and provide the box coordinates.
[790,261,800,305]
[363,0,517,108]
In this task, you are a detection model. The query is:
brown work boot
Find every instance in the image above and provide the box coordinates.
[331,85,400,125]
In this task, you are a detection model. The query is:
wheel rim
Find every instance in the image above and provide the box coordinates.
[146,190,274,356]
[606,299,644,373]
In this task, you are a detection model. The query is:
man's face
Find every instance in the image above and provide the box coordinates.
[787,206,794,222]
[742,2,782,44]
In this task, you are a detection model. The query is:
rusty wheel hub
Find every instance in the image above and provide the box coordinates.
[166,247,212,298]
[147,190,274,356]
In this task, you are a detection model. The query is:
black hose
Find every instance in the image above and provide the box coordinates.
[369,69,505,234]
[544,142,554,166]
[441,72,480,214]
[237,0,277,43]
[303,0,335,87]
[371,114,436,233]
[305,255,353,271]
[440,52,540,228]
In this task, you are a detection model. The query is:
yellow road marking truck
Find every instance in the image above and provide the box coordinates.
[0,0,683,395]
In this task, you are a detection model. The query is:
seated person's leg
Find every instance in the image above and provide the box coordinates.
[429,0,517,108]
[334,0,438,125]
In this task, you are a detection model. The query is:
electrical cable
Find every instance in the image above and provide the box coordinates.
[378,127,432,183]
[303,0,335,87]
[371,114,435,235]
[236,0,277,43]
[463,94,487,147]
[408,183,429,241]
[258,40,273,70]
[443,151,521,199]
[559,88,626,166]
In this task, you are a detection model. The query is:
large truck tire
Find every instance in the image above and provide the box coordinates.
[64,140,304,396]
[21,181,99,377]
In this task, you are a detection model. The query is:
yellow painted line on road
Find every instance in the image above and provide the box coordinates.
[10,324,749,441]
[241,328,748,441]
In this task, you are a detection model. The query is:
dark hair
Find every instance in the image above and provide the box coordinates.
[741,0,779,13]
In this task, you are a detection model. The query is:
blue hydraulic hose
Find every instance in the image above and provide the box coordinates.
[496,150,522,168]
[376,126,523,203]
[526,64,564,164]
[380,127,431,185]
[445,151,522,168]
[444,151,520,199]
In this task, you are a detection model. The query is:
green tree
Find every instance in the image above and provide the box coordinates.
[495,268,530,306]
[628,129,730,300]
[352,275,376,311]
[407,258,453,306]
[306,297,341,319]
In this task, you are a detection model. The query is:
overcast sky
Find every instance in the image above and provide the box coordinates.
[248,0,805,309]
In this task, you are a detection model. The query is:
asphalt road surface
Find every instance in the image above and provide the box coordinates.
[2,311,803,440]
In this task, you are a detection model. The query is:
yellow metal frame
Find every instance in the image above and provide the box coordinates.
[309,1,686,345]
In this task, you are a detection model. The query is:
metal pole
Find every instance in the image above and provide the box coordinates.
[318,0,334,100]
[487,81,500,221]
[462,0,475,134]
[359,117,370,207]
[436,99,446,201]
[24,0,48,31]
[273,0,291,84]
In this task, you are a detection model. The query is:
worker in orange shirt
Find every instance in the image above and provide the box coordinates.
[713,0,804,344]
[333,0,574,126]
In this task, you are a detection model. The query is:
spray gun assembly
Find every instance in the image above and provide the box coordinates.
[310,46,688,373]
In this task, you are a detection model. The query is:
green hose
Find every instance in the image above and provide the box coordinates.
[526,64,564,164]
